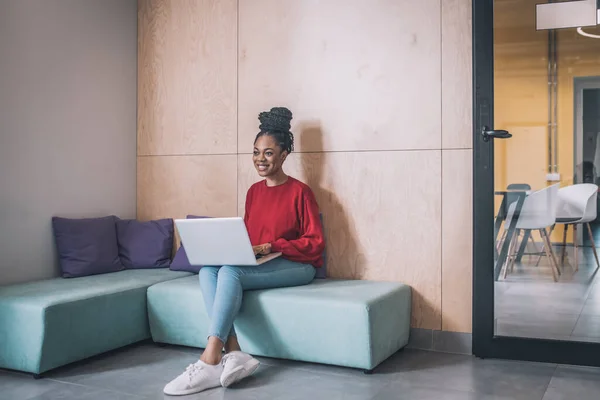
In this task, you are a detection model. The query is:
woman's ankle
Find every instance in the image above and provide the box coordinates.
[201,336,224,365]
[200,352,222,365]
[224,347,241,354]
[224,336,242,353]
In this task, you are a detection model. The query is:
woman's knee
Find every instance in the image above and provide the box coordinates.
[199,266,219,283]
[217,265,241,280]
[288,264,316,287]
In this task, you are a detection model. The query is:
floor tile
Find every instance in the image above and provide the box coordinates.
[0,370,69,400]
[253,350,398,384]
[373,381,523,400]
[374,350,555,400]
[495,314,579,339]
[183,365,388,400]
[565,335,600,343]
[572,315,600,338]
[44,343,394,399]
[491,247,600,342]
[579,300,600,316]
[146,343,396,384]
[165,345,201,355]
[0,370,142,400]
[11,343,600,400]
[27,384,143,400]
[494,309,581,324]
[46,343,200,398]
[584,284,600,300]
[501,281,590,300]
[542,365,600,400]
[495,294,585,316]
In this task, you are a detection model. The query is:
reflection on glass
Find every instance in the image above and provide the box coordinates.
[493,0,600,342]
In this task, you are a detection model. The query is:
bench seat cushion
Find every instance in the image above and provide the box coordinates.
[0,269,192,374]
[147,276,411,370]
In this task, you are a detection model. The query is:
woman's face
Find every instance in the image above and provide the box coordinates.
[253,135,287,178]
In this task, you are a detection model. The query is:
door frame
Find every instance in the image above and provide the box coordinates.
[574,77,600,245]
[574,76,600,185]
[472,0,600,366]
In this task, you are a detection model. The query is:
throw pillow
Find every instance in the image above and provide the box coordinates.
[170,215,207,273]
[116,218,174,269]
[52,215,124,278]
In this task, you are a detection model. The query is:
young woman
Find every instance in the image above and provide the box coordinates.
[164,107,326,396]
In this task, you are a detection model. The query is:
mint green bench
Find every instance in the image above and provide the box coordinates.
[147,276,411,372]
[0,269,191,376]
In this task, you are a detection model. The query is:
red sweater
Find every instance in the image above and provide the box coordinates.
[244,177,325,268]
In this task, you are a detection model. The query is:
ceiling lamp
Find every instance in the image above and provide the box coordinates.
[577,26,600,38]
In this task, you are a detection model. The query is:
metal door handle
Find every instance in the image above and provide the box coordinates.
[481,126,512,142]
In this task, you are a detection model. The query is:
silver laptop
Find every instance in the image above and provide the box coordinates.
[174,217,281,266]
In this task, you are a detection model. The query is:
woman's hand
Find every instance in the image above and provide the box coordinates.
[252,243,272,256]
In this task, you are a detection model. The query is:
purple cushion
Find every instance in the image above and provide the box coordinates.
[52,215,124,278]
[116,218,174,269]
[170,215,207,273]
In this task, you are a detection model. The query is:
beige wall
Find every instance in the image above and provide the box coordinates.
[0,0,138,285]
[137,0,473,332]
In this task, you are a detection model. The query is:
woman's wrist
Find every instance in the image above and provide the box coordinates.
[253,243,272,255]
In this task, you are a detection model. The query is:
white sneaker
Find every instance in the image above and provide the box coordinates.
[164,360,223,396]
[220,351,260,388]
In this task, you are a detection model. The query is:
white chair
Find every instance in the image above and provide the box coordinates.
[503,184,560,281]
[496,184,535,254]
[554,183,600,273]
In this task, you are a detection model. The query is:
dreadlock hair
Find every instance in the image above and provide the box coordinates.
[254,107,294,153]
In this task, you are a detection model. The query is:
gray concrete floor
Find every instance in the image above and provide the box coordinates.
[496,245,600,342]
[2,342,600,399]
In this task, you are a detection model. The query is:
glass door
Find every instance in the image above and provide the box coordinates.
[473,0,600,366]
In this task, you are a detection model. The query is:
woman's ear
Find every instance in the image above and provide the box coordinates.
[281,151,288,162]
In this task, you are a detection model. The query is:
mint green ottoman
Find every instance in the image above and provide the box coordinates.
[147,276,411,372]
[0,269,191,375]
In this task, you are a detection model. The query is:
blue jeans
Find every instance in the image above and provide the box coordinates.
[198,257,316,343]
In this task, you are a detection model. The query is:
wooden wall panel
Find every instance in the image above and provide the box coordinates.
[138,0,475,333]
[137,155,237,221]
[442,149,473,333]
[441,0,472,149]
[138,0,237,156]
[238,0,442,153]
[238,150,443,330]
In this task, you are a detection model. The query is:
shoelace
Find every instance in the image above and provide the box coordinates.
[221,353,241,367]
[186,362,204,382]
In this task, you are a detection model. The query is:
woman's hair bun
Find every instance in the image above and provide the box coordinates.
[258,107,293,133]
[255,106,294,153]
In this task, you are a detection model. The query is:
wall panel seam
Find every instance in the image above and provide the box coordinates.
[440,0,444,330]
[237,148,445,156]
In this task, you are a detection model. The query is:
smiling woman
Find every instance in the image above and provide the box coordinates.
[252,107,294,185]
[163,107,326,396]
[247,107,324,261]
